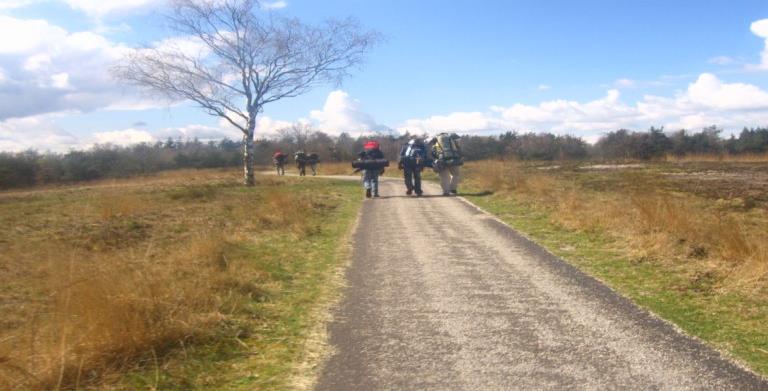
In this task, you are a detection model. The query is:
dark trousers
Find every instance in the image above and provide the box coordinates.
[404,165,422,193]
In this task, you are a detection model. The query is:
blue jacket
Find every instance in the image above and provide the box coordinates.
[399,142,428,167]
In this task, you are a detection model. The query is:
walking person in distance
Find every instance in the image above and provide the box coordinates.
[398,136,429,196]
[430,132,463,196]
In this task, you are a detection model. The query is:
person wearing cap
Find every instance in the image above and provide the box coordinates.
[359,141,385,198]
[273,149,287,175]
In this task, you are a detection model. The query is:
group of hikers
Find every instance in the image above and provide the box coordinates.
[272,150,319,176]
[353,132,463,198]
[272,132,463,198]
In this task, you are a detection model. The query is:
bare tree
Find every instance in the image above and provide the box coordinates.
[277,122,314,149]
[113,0,378,185]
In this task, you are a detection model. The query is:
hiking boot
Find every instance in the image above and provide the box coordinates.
[374,193,380,198]
[416,191,423,197]
[443,192,450,196]
[450,190,458,195]
[406,189,413,195]
[365,189,372,198]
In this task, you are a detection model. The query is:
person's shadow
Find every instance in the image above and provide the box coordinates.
[376,191,493,200]
[458,190,494,197]
[376,195,442,199]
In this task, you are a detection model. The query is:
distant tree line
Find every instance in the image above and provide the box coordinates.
[2,125,768,189]
[0,139,242,189]
[593,126,768,159]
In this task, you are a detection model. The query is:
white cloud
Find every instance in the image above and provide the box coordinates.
[93,128,154,145]
[0,16,68,54]
[607,77,670,90]
[614,78,636,88]
[62,0,155,17]
[151,36,211,58]
[399,73,768,137]
[254,117,293,136]
[753,19,768,37]
[51,72,70,89]
[749,19,768,70]
[0,0,156,16]
[0,0,39,10]
[0,15,161,120]
[0,119,248,152]
[309,90,389,135]
[401,111,495,134]
[709,56,736,65]
[11,74,768,152]
[262,1,287,10]
[0,114,82,152]
[684,73,768,110]
[537,84,551,91]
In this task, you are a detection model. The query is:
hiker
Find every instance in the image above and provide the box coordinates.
[398,137,429,196]
[430,132,463,196]
[308,152,320,176]
[353,141,387,198]
[294,150,308,176]
[273,150,287,176]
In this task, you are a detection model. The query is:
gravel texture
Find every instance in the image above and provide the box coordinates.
[316,178,767,390]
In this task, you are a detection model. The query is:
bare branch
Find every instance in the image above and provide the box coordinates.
[112,0,378,185]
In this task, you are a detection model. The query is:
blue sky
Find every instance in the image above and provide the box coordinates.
[1,0,768,151]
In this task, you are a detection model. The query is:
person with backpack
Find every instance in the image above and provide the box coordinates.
[355,141,386,198]
[273,150,287,176]
[308,152,320,176]
[398,137,429,196]
[430,132,463,196]
[294,150,308,176]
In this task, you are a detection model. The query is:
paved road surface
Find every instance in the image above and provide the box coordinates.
[315,178,767,390]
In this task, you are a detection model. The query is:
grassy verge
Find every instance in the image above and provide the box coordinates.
[460,160,768,376]
[0,169,361,390]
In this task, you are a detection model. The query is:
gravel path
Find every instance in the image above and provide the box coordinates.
[315,178,767,390]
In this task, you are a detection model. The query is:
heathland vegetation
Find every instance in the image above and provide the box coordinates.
[2,126,768,190]
[462,160,768,375]
[0,170,361,389]
[2,125,767,383]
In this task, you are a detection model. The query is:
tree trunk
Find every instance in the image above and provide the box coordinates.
[243,129,255,186]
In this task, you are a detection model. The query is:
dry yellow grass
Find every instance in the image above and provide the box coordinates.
[664,152,768,163]
[463,160,768,375]
[316,162,356,176]
[465,160,768,294]
[0,169,354,390]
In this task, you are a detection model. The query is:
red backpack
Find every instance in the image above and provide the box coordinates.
[364,141,380,151]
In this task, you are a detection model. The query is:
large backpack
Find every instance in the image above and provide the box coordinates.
[405,144,425,159]
[434,133,463,165]
[364,141,380,151]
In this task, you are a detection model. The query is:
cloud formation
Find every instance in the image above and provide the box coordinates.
[0,114,80,152]
[708,56,736,65]
[262,1,287,10]
[61,0,155,17]
[0,0,156,16]
[749,19,768,70]
[309,90,390,135]
[399,73,768,136]
[0,15,152,120]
